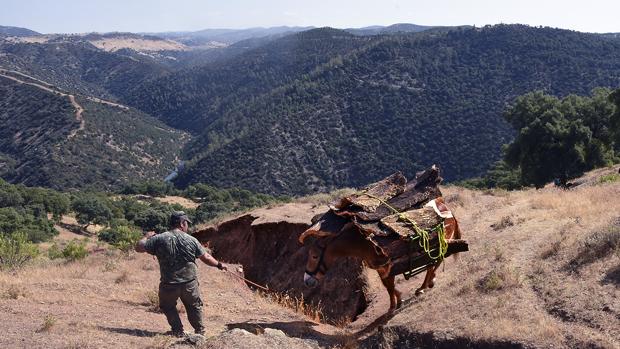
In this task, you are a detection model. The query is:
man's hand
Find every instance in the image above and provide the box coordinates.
[217,262,228,271]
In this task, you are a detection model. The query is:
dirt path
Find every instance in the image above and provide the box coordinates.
[0,68,129,139]
[67,95,85,138]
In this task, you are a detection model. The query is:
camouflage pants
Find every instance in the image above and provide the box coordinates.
[159,279,204,334]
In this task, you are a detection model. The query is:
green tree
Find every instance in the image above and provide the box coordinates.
[609,89,620,150]
[71,195,113,230]
[503,90,617,188]
[0,232,39,270]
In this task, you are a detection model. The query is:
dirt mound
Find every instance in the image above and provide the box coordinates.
[193,203,371,323]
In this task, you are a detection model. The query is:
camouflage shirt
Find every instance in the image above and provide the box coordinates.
[144,229,206,284]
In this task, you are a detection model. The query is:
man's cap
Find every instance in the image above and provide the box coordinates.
[170,211,192,225]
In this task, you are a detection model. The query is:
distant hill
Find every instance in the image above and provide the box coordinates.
[135,25,620,195]
[156,26,314,47]
[0,25,41,37]
[0,40,170,100]
[0,71,186,190]
[346,23,436,35]
[124,28,372,131]
[3,24,620,194]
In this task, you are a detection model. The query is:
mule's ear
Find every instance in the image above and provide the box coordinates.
[298,229,331,244]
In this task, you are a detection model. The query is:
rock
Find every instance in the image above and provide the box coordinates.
[229,328,252,336]
[264,328,286,337]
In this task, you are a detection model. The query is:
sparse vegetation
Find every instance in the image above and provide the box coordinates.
[115,270,129,284]
[0,232,39,270]
[145,290,160,312]
[4,284,28,299]
[258,291,323,323]
[38,314,57,333]
[491,216,514,230]
[598,173,620,184]
[478,266,523,292]
[540,240,563,259]
[61,239,89,261]
[570,225,620,268]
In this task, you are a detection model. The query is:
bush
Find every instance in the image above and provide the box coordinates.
[47,243,64,260]
[98,225,142,252]
[598,173,620,184]
[0,232,40,270]
[61,240,88,261]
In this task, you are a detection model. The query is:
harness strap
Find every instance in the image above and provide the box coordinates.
[359,192,448,261]
[305,241,328,276]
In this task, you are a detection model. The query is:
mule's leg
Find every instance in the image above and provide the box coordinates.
[428,260,441,288]
[415,261,441,295]
[379,274,401,310]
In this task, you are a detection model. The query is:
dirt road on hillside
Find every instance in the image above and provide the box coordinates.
[0,68,129,139]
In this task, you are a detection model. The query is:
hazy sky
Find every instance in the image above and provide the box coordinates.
[1,0,618,34]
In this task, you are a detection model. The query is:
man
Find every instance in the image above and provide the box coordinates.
[135,211,226,337]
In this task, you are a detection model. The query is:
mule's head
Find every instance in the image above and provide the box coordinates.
[299,228,335,288]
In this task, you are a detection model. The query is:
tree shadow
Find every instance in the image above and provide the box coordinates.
[58,222,92,237]
[97,326,161,338]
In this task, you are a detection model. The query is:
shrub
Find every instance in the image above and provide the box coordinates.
[478,267,523,292]
[570,226,620,267]
[598,173,620,184]
[47,243,64,260]
[38,315,56,332]
[5,284,28,299]
[98,225,142,252]
[61,240,88,261]
[0,232,40,270]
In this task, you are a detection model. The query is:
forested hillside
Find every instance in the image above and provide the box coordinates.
[0,75,186,190]
[0,40,170,100]
[158,25,620,194]
[124,28,375,131]
[2,24,620,194]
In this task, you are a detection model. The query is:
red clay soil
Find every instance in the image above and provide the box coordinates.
[193,203,371,323]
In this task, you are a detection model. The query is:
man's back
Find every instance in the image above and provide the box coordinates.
[144,229,206,284]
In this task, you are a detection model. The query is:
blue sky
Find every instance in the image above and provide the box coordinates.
[1,0,618,34]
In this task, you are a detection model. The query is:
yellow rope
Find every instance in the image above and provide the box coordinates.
[359,192,448,261]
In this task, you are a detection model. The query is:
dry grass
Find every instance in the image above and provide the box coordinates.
[569,226,620,268]
[4,283,28,299]
[294,188,356,205]
[258,291,324,323]
[155,196,200,209]
[2,167,619,348]
[115,270,129,284]
[145,289,160,312]
[490,215,514,230]
[478,266,523,292]
[38,314,57,333]
[372,169,620,348]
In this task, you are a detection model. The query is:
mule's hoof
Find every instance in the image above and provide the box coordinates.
[415,288,425,296]
[396,301,403,309]
[429,278,436,288]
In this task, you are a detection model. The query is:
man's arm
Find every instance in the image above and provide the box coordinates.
[135,231,156,253]
[199,252,227,270]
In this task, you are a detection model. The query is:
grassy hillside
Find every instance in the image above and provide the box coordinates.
[1,166,617,348]
[0,75,186,190]
[172,25,620,194]
[359,165,620,348]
